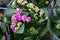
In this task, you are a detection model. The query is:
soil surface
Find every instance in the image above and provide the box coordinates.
[40,32,50,40]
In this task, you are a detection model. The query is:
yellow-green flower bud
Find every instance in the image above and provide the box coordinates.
[45,16,48,20]
[29,9,31,11]
[11,0,16,6]
[56,24,60,29]
[11,1,15,6]
[22,1,27,5]
[34,14,38,20]
[15,27,20,31]
[34,6,39,12]
[26,4,29,7]
[17,22,22,27]
[35,17,38,20]
[45,1,49,4]
[34,14,37,17]
[29,27,35,34]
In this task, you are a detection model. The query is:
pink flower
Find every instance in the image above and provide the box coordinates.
[22,15,26,22]
[16,8,22,14]
[14,14,22,21]
[10,24,16,32]
[22,1,27,5]
[10,24,15,29]
[26,17,31,23]
[10,22,17,32]
[10,25,16,32]
[17,0,23,3]
[34,6,39,12]
[17,15,22,21]
[11,14,17,22]
[11,22,16,26]
[29,3,34,7]
[3,35,6,40]
[39,11,43,15]
[13,28,16,32]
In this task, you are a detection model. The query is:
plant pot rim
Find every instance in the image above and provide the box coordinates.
[49,30,60,40]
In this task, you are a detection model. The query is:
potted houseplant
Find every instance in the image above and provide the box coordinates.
[2,0,49,40]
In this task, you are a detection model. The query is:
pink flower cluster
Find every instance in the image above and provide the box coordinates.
[39,11,43,15]
[10,22,16,32]
[22,15,31,23]
[29,3,34,7]
[12,8,31,23]
[17,0,27,5]
[17,0,23,3]
[10,8,31,32]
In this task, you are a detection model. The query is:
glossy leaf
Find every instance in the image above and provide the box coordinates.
[16,24,25,34]
[4,8,16,17]
[0,22,6,34]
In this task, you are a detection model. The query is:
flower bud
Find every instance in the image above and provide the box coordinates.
[15,27,20,31]
[16,8,22,14]
[45,1,49,4]
[29,3,34,8]
[26,17,31,23]
[56,24,60,29]
[22,1,27,5]
[34,6,39,12]
[17,22,22,27]
[29,27,35,34]
[45,16,48,20]
[17,0,23,3]
[29,9,31,11]
[11,0,16,6]
[34,14,38,20]
[39,9,44,17]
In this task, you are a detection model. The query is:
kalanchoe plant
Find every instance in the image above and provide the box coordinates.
[1,0,59,40]
[3,0,49,40]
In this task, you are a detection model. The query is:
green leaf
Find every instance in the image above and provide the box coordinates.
[44,8,48,17]
[11,4,20,9]
[0,22,6,34]
[38,27,48,37]
[4,8,16,17]
[16,24,25,34]
[55,19,60,24]
[56,0,60,6]
[56,8,60,18]
[24,37,32,40]
[33,30,38,35]
[0,35,3,40]
[36,23,48,38]
[23,12,29,16]
[39,18,45,23]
